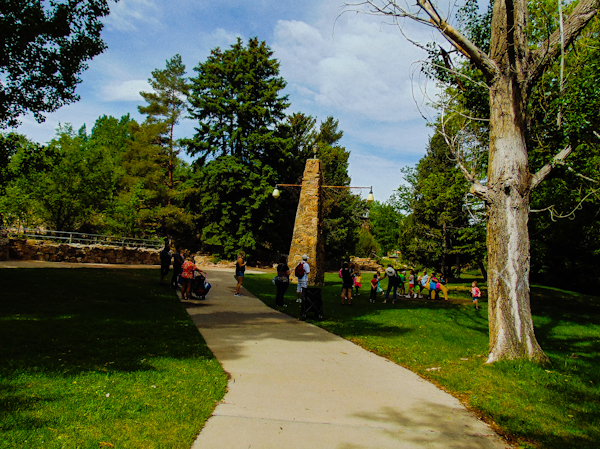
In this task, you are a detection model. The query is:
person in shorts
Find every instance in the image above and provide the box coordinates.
[234,251,246,297]
[295,255,310,302]
[180,256,196,300]
[340,262,353,305]
[407,269,416,298]
[471,281,481,310]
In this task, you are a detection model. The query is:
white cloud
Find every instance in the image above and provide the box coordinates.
[100,79,151,102]
[273,17,436,124]
[104,0,161,32]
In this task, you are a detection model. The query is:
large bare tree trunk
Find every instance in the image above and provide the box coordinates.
[485,75,548,364]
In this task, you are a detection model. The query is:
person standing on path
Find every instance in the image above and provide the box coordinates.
[234,251,246,297]
[171,246,184,288]
[180,256,196,300]
[340,262,353,305]
[295,254,310,303]
[159,243,171,285]
[275,256,291,307]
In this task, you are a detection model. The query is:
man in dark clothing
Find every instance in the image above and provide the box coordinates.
[159,244,172,285]
[171,246,184,288]
[383,264,399,303]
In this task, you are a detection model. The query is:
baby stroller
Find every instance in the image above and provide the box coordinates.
[190,272,211,300]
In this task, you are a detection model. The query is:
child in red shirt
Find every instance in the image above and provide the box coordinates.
[370,274,380,303]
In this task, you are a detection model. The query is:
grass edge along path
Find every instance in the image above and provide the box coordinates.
[0,268,227,449]
[244,272,600,449]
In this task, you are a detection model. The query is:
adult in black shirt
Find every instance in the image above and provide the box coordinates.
[275,256,291,307]
[340,262,353,305]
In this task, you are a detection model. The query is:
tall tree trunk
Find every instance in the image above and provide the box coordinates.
[477,259,487,281]
[485,75,548,364]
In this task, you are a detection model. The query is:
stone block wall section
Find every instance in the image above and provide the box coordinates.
[4,239,160,265]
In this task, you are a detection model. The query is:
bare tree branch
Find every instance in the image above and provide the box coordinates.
[530,145,573,190]
[529,0,599,83]
[438,106,491,202]
[415,0,500,80]
[531,188,600,221]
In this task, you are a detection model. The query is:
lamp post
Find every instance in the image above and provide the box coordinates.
[273,184,375,202]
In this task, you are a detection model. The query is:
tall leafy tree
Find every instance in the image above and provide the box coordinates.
[316,117,364,260]
[397,127,486,277]
[139,54,189,193]
[355,0,600,363]
[368,200,404,257]
[21,125,118,231]
[186,37,290,162]
[1,0,117,127]
[184,38,290,257]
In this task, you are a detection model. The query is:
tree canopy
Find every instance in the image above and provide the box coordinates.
[0,0,116,127]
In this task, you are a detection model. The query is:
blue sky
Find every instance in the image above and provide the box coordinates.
[14,0,444,201]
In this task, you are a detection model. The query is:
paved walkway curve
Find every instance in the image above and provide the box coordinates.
[185,269,509,449]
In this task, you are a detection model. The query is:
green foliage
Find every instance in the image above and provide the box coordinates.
[139,54,190,192]
[354,227,379,257]
[0,1,115,127]
[419,1,600,286]
[186,37,289,162]
[368,200,404,256]
[34,125,119,231]
[396,128,486,276]
[186,156,277,257]
[318,117,364,260]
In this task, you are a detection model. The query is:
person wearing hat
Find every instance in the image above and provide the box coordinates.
[295,254,310,303]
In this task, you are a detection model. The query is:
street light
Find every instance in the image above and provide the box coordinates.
[272,184,374,202]
[367,187,374,203]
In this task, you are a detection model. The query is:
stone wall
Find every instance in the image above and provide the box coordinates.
[350,257,383,272]
[287,159,325,286]
[6,239,160,265]
[0,238,9,261]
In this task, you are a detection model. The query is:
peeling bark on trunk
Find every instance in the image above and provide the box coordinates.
[485,75,548,364]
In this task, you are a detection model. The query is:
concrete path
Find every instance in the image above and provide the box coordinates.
[185,269,508,449]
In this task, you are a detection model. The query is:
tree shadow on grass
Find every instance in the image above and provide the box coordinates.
[0,268,217,378]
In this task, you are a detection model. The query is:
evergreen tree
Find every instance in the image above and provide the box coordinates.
[186,37,289,162]
[184,38,290,257]
[139,54,189,193]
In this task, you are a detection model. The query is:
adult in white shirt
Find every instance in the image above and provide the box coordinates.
[420,270,429,299]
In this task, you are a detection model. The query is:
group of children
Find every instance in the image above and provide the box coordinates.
[359,266,482,309]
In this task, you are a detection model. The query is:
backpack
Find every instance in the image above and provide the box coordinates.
[295,262,305,278]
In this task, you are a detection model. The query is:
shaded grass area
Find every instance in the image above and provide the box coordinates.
[0,268,227,449]
[244,273,600,449]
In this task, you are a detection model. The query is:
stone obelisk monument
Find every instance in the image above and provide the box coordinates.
[288,158,325,286]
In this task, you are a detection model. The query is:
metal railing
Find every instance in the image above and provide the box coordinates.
[1,227,164,249]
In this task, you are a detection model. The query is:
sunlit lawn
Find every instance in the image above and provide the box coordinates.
[0,268,227,449]
[244,272,600,449]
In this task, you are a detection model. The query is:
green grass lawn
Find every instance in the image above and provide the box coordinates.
[244,272,600,449]
[0,268,227,449]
